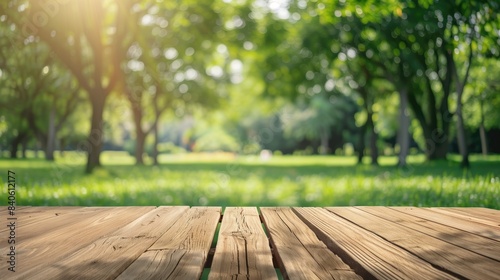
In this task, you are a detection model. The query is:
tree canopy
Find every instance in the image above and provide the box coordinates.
[1,0,499,171]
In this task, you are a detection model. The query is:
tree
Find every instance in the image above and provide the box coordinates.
[321,0,499,166]
[7,0,134,172]
[254,3,362,156]
[0,21,81,160]
[464,58,500,155]
[294,4,397,164]
[281,94,354,155]
[122,0,223,165]
[447,1,499,167]
[0,25,35,158]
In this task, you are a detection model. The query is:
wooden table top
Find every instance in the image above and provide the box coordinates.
[1,206,499,279]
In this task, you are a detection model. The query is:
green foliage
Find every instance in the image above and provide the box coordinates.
[0,153,498,208]
[193,128,240,153]
[123,140,137,157]
[1,0,499,168]
[0,19,83,156]
[237,112,298,154]
[282,95,350,141]
[374,94,400,138]
[315,0,500,161]
[464,58,500,129]
[157,142,187,155]
[123,136,186,157]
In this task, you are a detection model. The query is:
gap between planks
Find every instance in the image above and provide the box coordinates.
[116,207,221,280]
[209,207,277,280]
[327,207,500,279]
[261,207,362,280]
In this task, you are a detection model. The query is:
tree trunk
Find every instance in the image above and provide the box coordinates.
[21,137,28,159]
[10,141,18,159]
[131,105,145,165]
[478,96,487,156]
[456,92,469,168]
[319,129,329,155]
[419,121,449,161]
[135,129,146,165]
[357,123,366,164]
[479,124,487,156]
[367,110,379,165]
[85,96,106,174]
[427,142,449,160]
[126,88,147,165]
[397,88,410,167]
[407,87,449,161]
[369,129,378,165]
[10,132,26,159]
[152,120,160,166]
[45,105,56,161]
[451,44,472,168]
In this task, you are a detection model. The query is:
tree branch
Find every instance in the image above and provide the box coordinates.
[452,39,474,92]
[106,0,133,93]
[78,2,103,92]
[407,87,430,137]
[37,27,92,93]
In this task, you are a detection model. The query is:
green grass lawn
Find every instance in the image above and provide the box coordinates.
[1,151,499,209]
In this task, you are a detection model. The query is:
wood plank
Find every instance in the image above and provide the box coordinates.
[439,207,500,221]
[328,207,500,279]
[392,207,500,241]
[293,207,457,279]
[209,207,277,280]
[1,207,120,243]
[429,207,500,227]
[13,206,188,280]
[0,207,85,233]
[261,207,361,280]
[359,206,500,261]
[8,206,30,211]
[1,207,154,273]
[116,207,221,280]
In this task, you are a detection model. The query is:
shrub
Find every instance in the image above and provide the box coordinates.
[193,129,240,153]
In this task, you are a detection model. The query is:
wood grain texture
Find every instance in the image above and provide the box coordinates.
[428,207,500,227]
[359,206,500,261]
[261,207,361,280]
[12,206,188,280]
[116,207,221,280]
[13,207,142,243]
[2,206,498,280]
[209,207,277,280]
[328,207,500,279]
[0,207,84,233]
[392,207,500,240]
[0,207,155,273]
[293,207,457,279]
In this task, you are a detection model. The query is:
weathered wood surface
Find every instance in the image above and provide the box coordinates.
[8,206,188,279]
[118,207,221,279]
[294,207,457,279]
[209,207,277,280]
[0,206,84,232]
[261,207,361,280]
[6,206,155,273]
[327,207,500,279]
[2,206,499,280]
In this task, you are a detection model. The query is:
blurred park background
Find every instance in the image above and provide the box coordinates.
[0,0,499,208]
